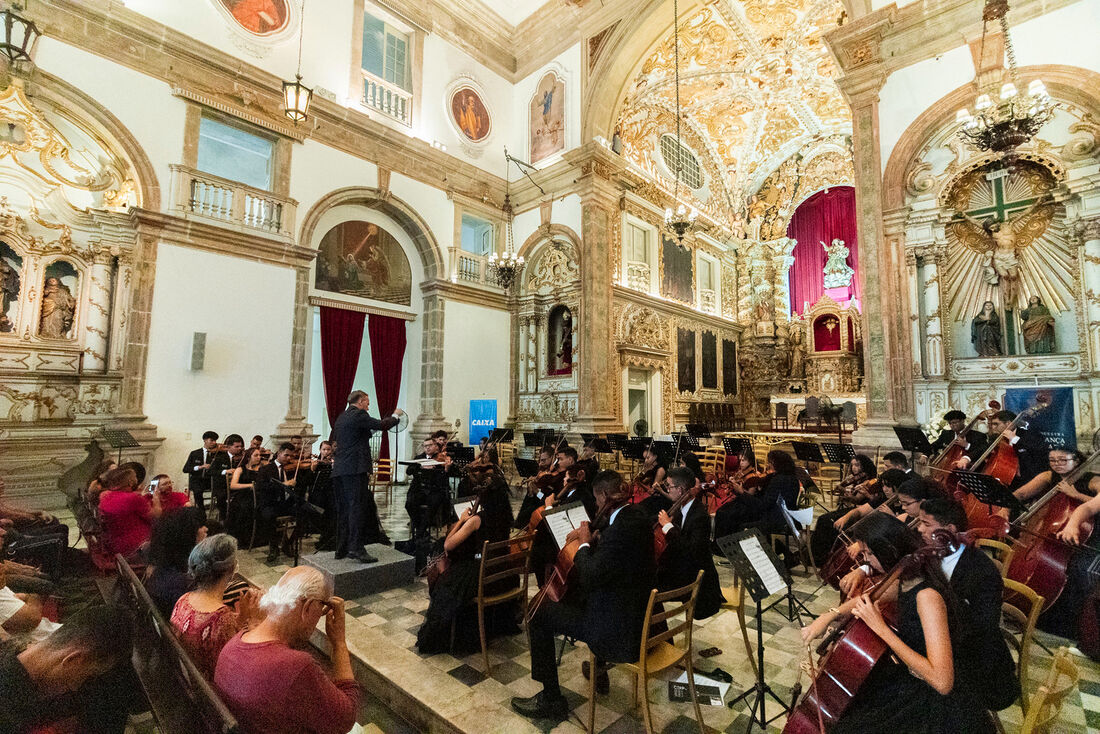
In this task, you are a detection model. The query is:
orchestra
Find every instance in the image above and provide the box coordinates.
[147,395,1100,733]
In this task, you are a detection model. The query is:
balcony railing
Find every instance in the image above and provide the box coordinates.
[457,253,482,283]
[169,165,296,239]
[362,72,413,126]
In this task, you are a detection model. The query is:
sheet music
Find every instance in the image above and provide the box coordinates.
[543,502,591,550]
[453,499,476,517]
[739,535,786,597]
[407,458,444,467]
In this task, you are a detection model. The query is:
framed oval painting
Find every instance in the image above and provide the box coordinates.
[218,0,290,36]
[450,87,491,143]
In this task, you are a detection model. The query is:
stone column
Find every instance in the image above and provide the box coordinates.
[565,144,625,433]
[118,230,158,421]
[921,248,945,377]
[274,266,315,442]
[1080,219,1100,371]
[411,289,449,441]
[83,248,114,373]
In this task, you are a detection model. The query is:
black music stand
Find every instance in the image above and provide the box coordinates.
[820,442,855,479]
[605,433,627,453]
[489,428,514,444]
[523,432,539,448]
[653,440,677,464]
[100,428,140,464]
[585,437,612,454]
[686,423,712,438]
[580,433,599,444]
[791,441,825,465]
[894,425,934,468]
[954,471,1026,513]
[722,437,752,457]
[718,530,801,731]
[514,457,539,478]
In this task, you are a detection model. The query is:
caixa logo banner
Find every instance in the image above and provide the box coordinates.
[469,400,497,446]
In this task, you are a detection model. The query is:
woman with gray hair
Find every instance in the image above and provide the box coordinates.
[170,533,260,679]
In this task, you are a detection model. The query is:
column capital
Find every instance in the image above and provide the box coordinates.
[1073,217,1100,244]
[564,141,627,204]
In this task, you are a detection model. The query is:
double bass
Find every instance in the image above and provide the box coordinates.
[784,531,957,734]
[1007,444,1100,610]
[929,401,999,472]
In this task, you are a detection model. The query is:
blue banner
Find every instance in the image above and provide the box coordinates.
[1004,386,1076,449]
[469,399,497,447]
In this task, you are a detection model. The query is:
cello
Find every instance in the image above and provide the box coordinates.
[1007,442,1100,610]
[784,530,957,734]
[930,401,1000,472]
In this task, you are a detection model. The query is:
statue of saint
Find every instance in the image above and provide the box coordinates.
[788,327,806,378]
[958,195,1049,307]
[39,276,76,338]
[1020,295,1056,354]
[822,238,854,289]
[970,301,1003,357]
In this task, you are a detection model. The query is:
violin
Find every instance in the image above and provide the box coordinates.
[785,530,958,734]
[653,480,712,561]
[1006,446,1100,610]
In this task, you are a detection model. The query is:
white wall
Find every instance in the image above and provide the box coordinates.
[441,300,511,444]
[145,244,296,477]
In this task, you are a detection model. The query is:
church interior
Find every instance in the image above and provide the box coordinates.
[1,0,1099,731]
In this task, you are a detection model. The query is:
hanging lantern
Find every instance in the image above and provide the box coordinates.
[0,5,40,64]
[282,74,313,124]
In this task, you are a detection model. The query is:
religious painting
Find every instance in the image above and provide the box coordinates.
[677,328,696,394]
[661,235,694,304]
[0,242,21,334]
[314,221,412,306]
[216,0,289,35]
[813,314,841,352]
[722,339,737,395]
[450,87,491,143]
[701,332,717,390]
[39,260,79,339]
[547,305,573,376]
[529,73,565,164]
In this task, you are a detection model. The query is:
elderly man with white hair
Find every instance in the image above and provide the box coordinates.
[214,566,358,734]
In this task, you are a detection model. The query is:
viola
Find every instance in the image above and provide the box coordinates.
[785,530,957,734]
[1007,447,1100,610]
[527,469,585,534]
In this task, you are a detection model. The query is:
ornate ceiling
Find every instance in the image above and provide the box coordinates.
[616,0,851,230]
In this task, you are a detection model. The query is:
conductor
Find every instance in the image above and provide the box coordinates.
[332,390,403,563]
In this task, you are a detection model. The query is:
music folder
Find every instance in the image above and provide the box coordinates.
[541,501,590,551]
[716,529,790,603]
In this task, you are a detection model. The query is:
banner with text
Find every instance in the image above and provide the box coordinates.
[1004,386,1076,449]
[469,399,497,446]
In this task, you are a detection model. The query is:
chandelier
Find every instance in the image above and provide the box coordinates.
[663,0,698,249]
[282,0,313,123]
[955,0,1054,157]
[487,166,524,289]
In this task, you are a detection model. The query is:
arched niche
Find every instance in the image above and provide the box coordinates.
[314,220,413,306]
[547,304,573,376]
[37,258,81,340]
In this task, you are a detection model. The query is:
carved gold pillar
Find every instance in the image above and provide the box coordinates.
[83,248,114,373]
[1080,219,1100,371]
[770,237,796,322]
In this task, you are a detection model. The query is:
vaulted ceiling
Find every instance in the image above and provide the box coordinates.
[616,0,852,229]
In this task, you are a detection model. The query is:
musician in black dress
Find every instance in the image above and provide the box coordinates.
[416,470,516,654]
[713,450,800,542]
[511,470,655,722]
[957,410,1048,487]
[800,513,993,733]
[182,431,219,512]
[929,410,988,467]
[226,447,264,548]
[656,467,722,619]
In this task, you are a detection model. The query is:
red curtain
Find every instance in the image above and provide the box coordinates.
[786,186,859,315]
[368,314,407,460]
[319,306,366,428]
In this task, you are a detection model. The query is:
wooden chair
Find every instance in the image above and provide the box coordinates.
[773,402,789,430]
[474,533,535,674]
[1019,647,1081,734]
[719,579,757,677]
[1001,577,1045,714]
[801,396,821,431]
[975,538,1015,578]
[371,457,395,505]
[841,401,858,430]
[585,571,705,734]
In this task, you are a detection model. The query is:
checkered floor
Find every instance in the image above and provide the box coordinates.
[230,482,1100,733]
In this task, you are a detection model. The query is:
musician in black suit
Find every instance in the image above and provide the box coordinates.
[928,410,988,467]
[255,443,298,563]
[511,469,655,722]
[958,410,1048,488]
[918,497,1020,712]
[656,467,723,619]
[208,433,245,520]
[181,431,219,512]
[331,390,402,563]
[402,437,457,542]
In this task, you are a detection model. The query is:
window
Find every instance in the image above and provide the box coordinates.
[460,213,494,256]
[659,134,702,190]
[196,115,274,191]
[362,13,410,91]
[626,222,650,264]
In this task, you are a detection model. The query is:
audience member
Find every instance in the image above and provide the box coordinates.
[0,585,59,642]
[148,474,191,512]
[214,566,358,734]
[171,534,259,679]
[145,507,209,617]
[84,460,117,506]
[0,605,134,734]
[98,466,166,560]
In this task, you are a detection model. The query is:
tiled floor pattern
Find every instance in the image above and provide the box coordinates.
[231,484,1100,734]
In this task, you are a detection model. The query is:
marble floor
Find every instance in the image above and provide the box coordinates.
[233,484,1100,734]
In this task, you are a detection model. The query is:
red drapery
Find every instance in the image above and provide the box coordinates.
[319,306,366,428]
[368,314,407,461]
[786,186,859,315]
